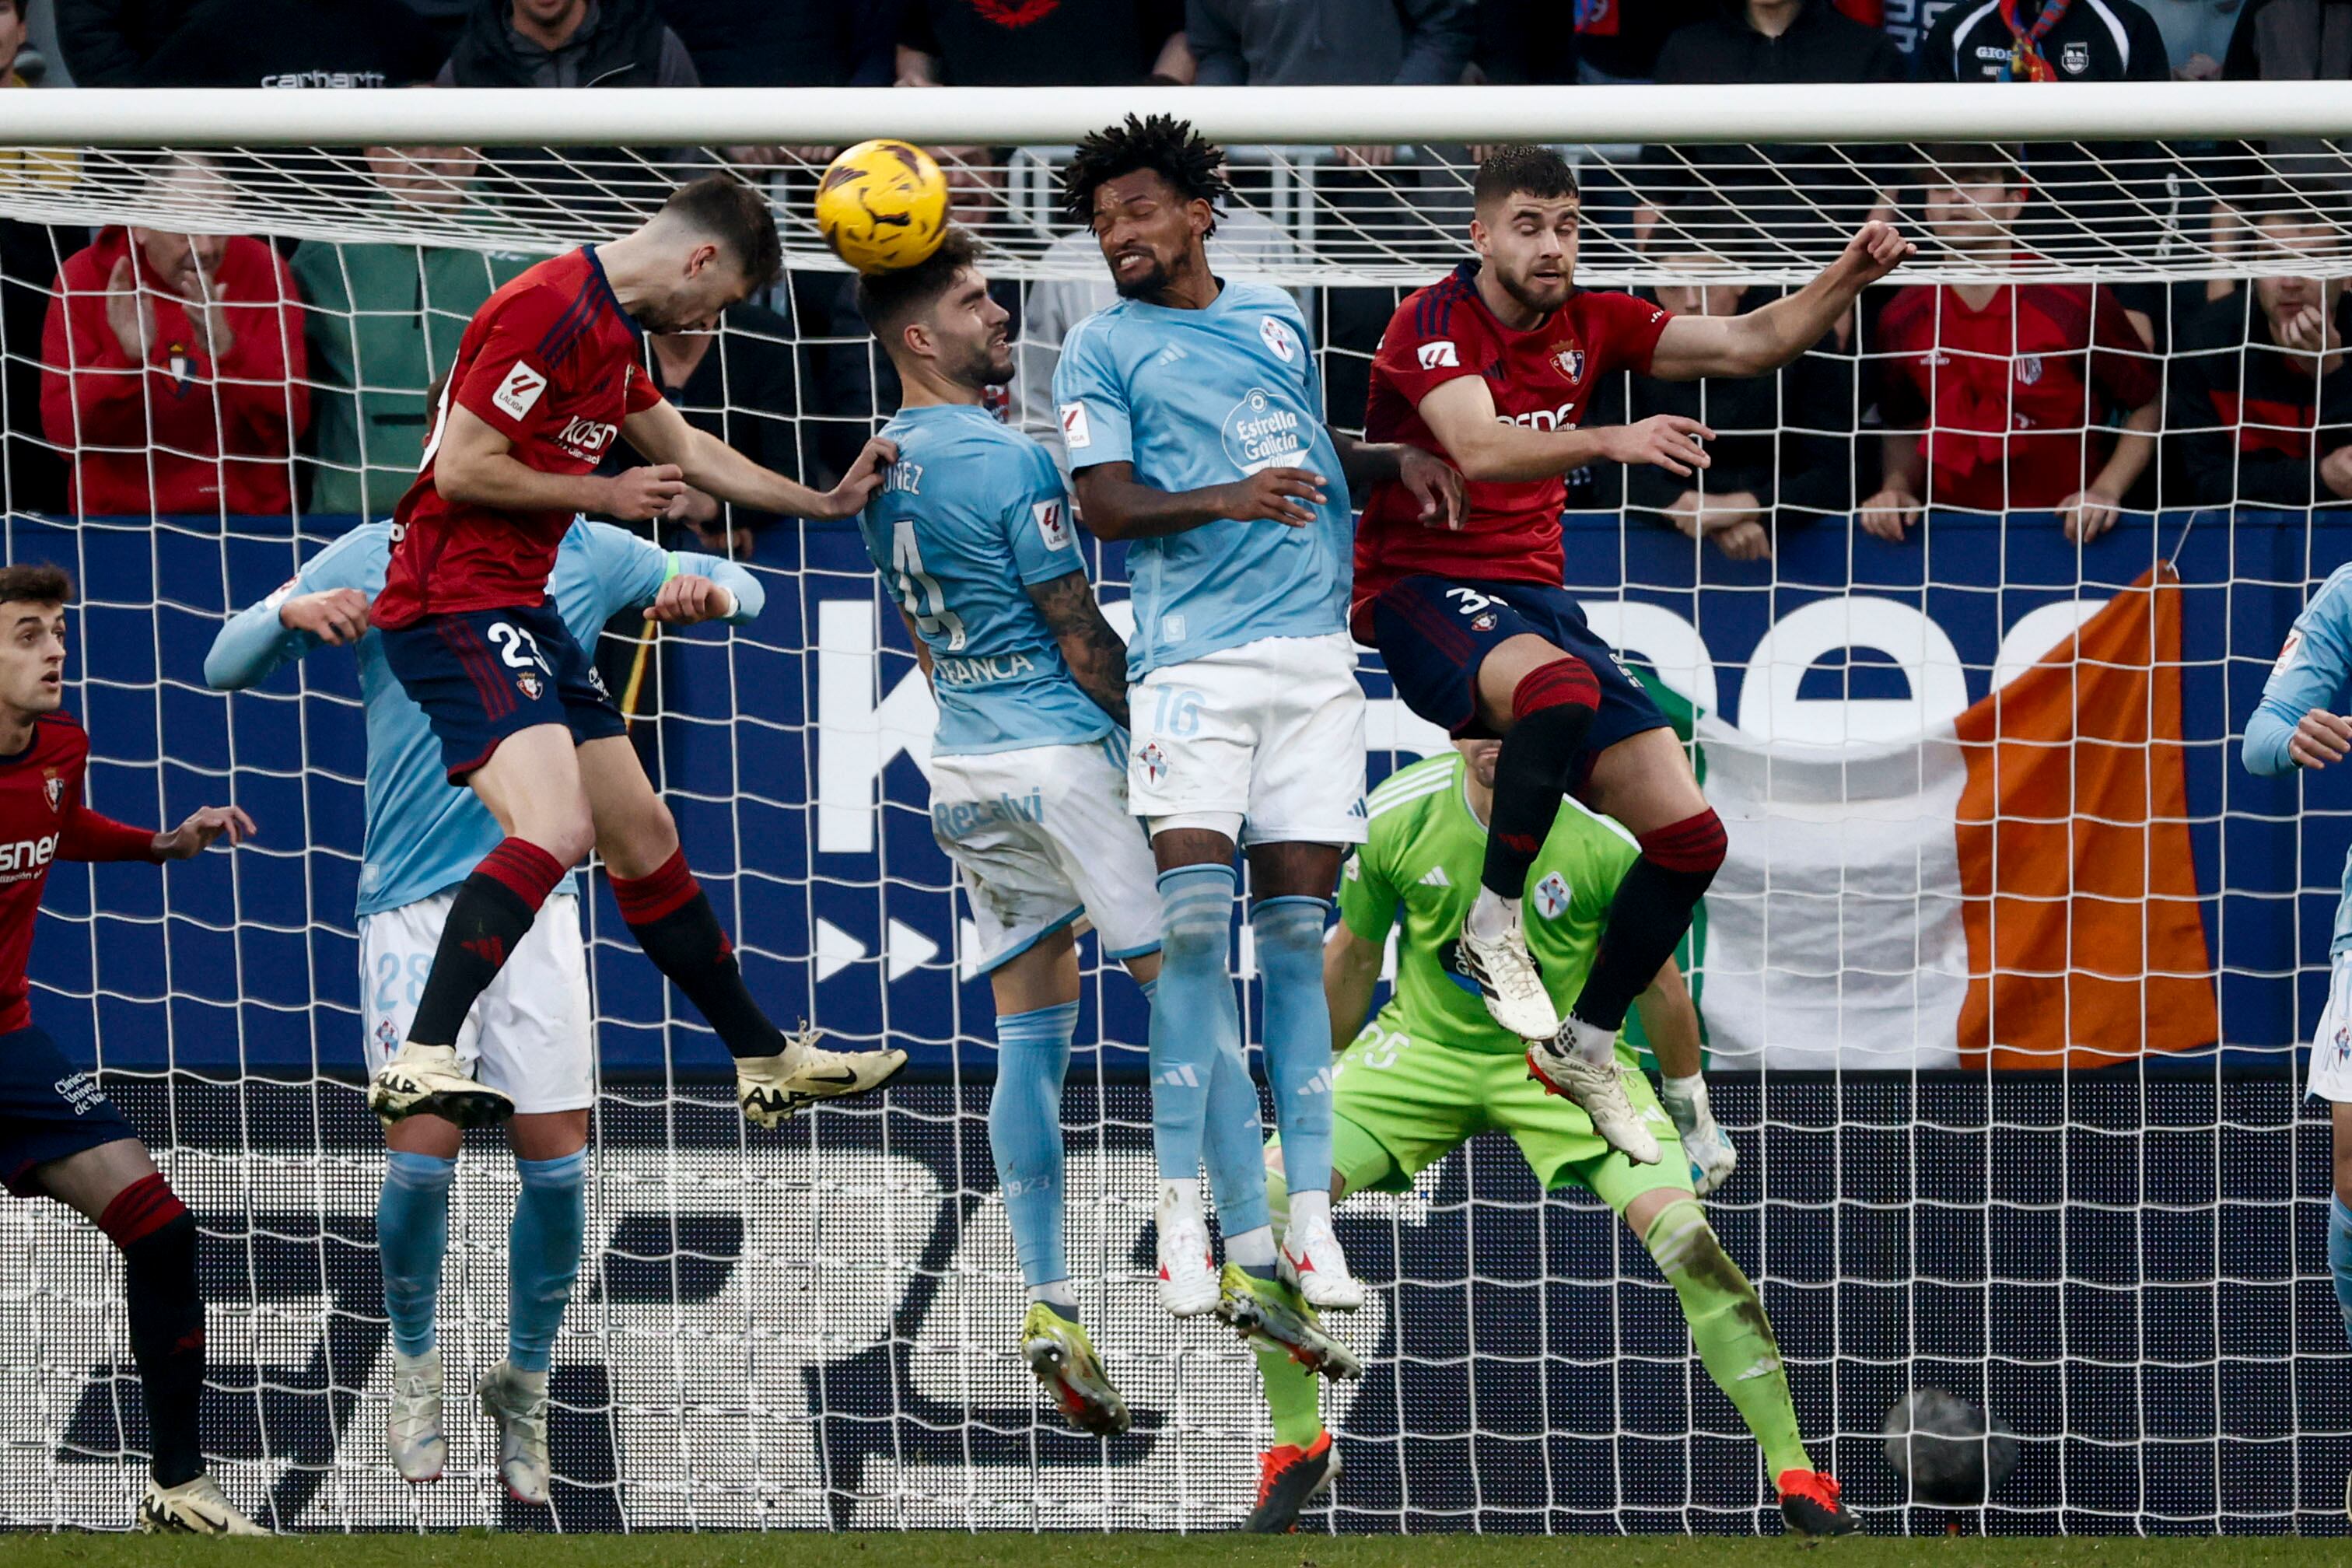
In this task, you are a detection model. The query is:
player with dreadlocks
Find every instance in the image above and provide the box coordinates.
[1051,114,1462,1349]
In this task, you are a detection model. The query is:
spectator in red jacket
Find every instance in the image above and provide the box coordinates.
[40,156,308,517]
[1862,147,2159,542]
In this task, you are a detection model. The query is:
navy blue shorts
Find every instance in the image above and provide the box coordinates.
[0,1024,141,1197]
[380,604,626,783]
[1365,574,1671,771]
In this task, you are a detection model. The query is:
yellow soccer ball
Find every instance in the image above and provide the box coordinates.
[815,139,949,275]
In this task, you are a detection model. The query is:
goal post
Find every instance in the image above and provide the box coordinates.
[0,85,2345,1534]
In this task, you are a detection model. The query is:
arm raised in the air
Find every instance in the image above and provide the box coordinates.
[1647,222,1913,383]
[1024,569,1129,726]
[1416,373,1714,487]
[621,397,893,522]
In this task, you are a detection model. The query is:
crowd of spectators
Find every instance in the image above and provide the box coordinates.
[0,0,2340,569]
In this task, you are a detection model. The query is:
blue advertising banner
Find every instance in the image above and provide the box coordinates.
[9,507,2344,1080]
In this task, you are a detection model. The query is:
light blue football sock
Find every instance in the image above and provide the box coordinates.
[378,1151,455,1359]
[989,1000,1079,1290]
[2332,1194,2352,1346]
[1252,896,1336,1200]
[508,1150,587,1374]
[1202,1027,1272,1243]
[1150,864,1241,1183]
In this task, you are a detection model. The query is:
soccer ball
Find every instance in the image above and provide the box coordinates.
[1883,1388,2019,1506]
[815,140,949,275]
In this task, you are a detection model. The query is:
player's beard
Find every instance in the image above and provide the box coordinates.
[950,336,1013,394]
[1494,260,1570,317]
[1109,247,1175,303]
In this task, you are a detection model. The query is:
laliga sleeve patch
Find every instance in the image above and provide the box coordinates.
[2276,628,2304,675]
[1033,497,1072,551]
[1416,340,1459,370]
[1059,402,1092,450]
[492,359,548,420]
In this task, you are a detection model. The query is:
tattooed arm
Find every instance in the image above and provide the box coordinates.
[1024,569,1129,727]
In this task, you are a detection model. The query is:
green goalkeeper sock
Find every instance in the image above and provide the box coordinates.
[1254,1339,1325,1449]
[1643,1198,1811,1479]
[1255,1153,1323,1447]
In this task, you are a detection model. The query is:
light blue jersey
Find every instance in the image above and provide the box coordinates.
[1052,279,1352,679]
[2245,561,2352,954]
[859,402,1112,756]
[205,520,761,919]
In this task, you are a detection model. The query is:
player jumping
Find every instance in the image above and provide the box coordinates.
[862,228,1157,1426]
[363,173,904,1132]
[1357,146,1910,1157]
[206,521,758,1503]
[0,565,264,1533]
[2243,560,2352,1518]
[1053,114,1465,1326]
[1241,740,1855,1538]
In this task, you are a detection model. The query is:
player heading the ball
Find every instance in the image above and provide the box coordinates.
[1356,145,1909,1159]
[856,226,1176,1432]
[366,173,905,1132]
[1054,114,1465,1334]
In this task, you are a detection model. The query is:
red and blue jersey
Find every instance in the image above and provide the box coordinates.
[1356,264,1671,615]
[0,713,160,1035]
[373,247,664,628]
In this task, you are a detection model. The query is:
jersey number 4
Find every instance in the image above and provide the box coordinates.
[889,520,968,652]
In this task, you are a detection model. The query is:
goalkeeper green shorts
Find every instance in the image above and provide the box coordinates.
[1297,1017,1694,1215]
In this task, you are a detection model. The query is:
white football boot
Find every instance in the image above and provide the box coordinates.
[137,1474,268,1535]
[1155,1182,1219,1316]
[1527,1017,1663,1167]
[387,1347,446,1484]
[476,1360,551,1506]
[1455,899,1560,1042]
[736,1024,907,1129]
[369,1040,512,1129]
[1278,1192,1363,1311]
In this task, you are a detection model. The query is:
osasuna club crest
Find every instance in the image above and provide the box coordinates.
[2015,355,2044,386]
[43,770,61,812]
[1552,345,1586,381]
[516,672,544,701]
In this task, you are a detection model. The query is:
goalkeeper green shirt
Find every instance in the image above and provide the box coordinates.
[1339,751,1641,1058]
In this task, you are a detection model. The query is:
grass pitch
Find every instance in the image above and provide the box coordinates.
[9,1535,2346,1568]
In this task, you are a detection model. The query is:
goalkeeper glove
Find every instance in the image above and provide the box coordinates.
[1659,1073,1738,1197]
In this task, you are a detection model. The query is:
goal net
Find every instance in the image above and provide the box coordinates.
[0,82,2347,1535]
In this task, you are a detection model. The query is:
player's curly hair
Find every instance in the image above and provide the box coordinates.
[1059,114,1233,237]
[0,564,72,606]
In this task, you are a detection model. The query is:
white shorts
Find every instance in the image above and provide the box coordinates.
[359,889,594,1115]
[2311,950,2352,1103]
[1126,631,1368,846]
[929,736,1162,975]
